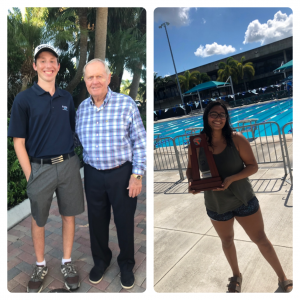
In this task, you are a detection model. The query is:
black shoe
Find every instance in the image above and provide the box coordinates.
[120,271,135,289]
[61,262,80,291]
[27,265,48,293]
[89,266,106,284]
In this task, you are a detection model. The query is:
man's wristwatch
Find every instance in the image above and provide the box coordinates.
[132,174,143,180]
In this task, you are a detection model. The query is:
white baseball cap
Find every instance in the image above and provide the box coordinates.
[34,44,59,61]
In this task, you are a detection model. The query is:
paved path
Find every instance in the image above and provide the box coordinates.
[154,168,293,293]
[8,175,146,293]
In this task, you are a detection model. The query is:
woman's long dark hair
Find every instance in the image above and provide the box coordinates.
[201,101,233,147]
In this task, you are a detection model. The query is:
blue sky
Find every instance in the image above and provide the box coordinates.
[154,7,293,77]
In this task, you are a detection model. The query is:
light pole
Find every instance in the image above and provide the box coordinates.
[159,22,186,115]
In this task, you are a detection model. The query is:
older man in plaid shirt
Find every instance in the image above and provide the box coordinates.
[75,59,146,290]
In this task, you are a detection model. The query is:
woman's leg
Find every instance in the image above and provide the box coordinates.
[235,207,292,292]
[210,217,240,278]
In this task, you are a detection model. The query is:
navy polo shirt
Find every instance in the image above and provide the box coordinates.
[8,82,75,158]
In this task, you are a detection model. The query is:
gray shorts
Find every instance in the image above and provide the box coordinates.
[26,154,85,227]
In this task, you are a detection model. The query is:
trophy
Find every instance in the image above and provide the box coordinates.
[189,133,223,192]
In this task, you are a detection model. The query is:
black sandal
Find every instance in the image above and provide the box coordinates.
[278,279,293,293]
[227,273,242,293]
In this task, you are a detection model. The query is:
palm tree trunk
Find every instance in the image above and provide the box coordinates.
[243,79,247,91]
[65,8,88,95]
[21,76,30,92]
[94,8,108,60]
[77,83,88,106]
[116,70,124,93]
[129,62,142,100]
[109,74,119,92]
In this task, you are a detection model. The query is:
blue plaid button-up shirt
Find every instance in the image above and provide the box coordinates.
[75,87,146,175]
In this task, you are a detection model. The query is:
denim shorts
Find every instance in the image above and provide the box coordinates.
[206,196,259,221]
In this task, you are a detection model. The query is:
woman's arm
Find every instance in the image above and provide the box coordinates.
[213,132,258,190]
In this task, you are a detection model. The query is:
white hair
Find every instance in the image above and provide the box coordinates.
[83,58,111,77]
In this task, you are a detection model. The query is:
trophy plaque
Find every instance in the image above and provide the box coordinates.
[189,133,223,192]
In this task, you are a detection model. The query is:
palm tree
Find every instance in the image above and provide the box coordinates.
[106,28,144,93]
[178,70,199,92]
[192,71,211,85]
[94,8,108,60]
[106,8,146,96]
[216,57,239,84]
[45,8,88,95]
[237,56,255,91]
[127,8,146,100]
[8,8,45,92]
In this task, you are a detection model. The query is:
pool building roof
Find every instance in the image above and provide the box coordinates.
[184,81,231,95]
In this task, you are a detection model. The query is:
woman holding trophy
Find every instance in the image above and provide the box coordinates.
[186,101,292,293]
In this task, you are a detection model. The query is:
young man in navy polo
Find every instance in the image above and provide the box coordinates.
[8,44,85,293]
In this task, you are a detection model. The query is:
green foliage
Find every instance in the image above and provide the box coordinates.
[7,118,28,209]
[120,79,131,95]
[74,145,83,166]
[139,110,146,130]
[217,57,239,84]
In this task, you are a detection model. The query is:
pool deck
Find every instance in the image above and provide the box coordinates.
[154,140,293,292]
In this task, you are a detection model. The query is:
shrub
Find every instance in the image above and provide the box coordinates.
[7,118,28,209]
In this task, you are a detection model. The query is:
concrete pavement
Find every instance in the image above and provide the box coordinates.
[154,167,293,293]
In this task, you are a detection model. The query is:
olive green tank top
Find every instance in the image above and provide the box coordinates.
[198,143,255,214]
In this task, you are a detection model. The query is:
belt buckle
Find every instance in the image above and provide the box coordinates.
[51,155,64,164]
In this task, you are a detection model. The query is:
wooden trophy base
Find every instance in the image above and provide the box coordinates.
[189,176,223,192]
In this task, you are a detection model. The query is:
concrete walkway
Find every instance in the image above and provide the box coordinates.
[8,175,146,293]
[154,167,293,293]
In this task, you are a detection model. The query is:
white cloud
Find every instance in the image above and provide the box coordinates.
[164,73,171,77]
[194,42,236,57]
[202,18,206,24]
[154,8,191,27]
[240,47,243,50]
[243,11,293,45]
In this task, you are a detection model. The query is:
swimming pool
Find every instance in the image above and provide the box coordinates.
[154,99,293,142]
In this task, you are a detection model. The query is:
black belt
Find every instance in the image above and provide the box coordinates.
[87,161,128,171]
[30,151,75,165]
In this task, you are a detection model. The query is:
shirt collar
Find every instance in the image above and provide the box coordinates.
[89,87,112,107]
[31,82,63,97]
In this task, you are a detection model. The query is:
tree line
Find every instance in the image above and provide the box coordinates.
[154,56,255,97]
[7,7,146,115]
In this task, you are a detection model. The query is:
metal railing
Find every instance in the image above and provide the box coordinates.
[234,122,286,172]
[173,134,192,171]
[154,122,291,182]
[154,136,184,179]
[184,127,203,135]
[282,122,293,185]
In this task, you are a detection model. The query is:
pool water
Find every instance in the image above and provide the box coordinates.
[154,99,293,141]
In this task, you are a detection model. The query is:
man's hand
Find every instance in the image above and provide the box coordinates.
[25,171,31,182]
[127,175,142,198]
